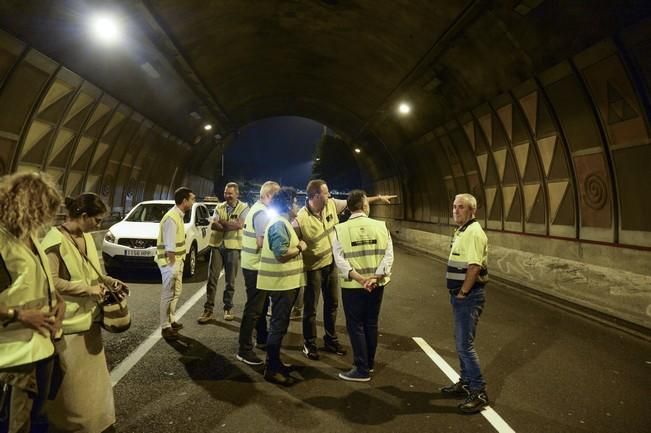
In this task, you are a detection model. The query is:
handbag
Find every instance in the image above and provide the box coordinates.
[58,227,131,333]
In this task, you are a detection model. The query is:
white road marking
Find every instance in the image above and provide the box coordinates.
[110,274,220,386]
[412,337,516,433]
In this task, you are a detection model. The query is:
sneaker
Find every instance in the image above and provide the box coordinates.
[171,321,183,330]
[458,390,489,414]
[338,368,370,382]
[440,380,470,398]
[161,327,179,341]
[197,310,213,324]
[224,310,234,321]
[302,344,319,360]
[236,351,264,366]
[323,341,347,356]
[264,369,294,386]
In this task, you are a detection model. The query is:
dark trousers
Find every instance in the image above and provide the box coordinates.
[238,268,270,353]
[204,247,240,312]
[341,286,384,375]
[303,262,339,346]
[264,289,299,373]
[451,287,486,391]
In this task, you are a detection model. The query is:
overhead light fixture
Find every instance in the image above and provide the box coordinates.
[89,13,121,45]
[398,103,411,115]
[354,148,361,154]
[315,157,320,161]
[214,133,222,140]
[204,124,213,131]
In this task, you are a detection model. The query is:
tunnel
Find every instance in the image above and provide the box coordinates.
[0,1,650,432]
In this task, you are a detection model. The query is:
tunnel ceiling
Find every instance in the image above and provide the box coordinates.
[0,0,650,170]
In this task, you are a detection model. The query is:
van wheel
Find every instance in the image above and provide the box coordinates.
[184,244,197,277]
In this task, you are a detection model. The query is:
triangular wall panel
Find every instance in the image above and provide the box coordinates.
[519,92,538,134]
[497,104,513,142]
[537,135,557,177]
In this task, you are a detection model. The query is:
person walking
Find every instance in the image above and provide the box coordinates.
[332,190,393,382]
[157,187,195,341]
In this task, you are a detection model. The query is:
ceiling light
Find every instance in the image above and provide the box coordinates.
[354,148,361,154]
[89,14,121,45]
[315,157,320,161]
[398,103,411,115]
[204,124,213,131]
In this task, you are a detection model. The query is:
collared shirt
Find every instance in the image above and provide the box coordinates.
[332,212,394,278]
[163,206,185,252]
[268,218,292,258]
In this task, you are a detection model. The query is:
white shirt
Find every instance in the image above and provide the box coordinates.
[163,206,185,252]
[332,212,394,279]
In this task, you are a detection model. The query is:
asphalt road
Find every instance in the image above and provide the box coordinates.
[102,247,651,433]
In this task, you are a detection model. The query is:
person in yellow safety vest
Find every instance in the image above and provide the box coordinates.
[293,179,397,361]
[236,181,280,366]
[42,193,126,433]
[157,187,195,341]
[198,182,249,323]
[440,193,490,414]
[257,187,306,386]
[332,190,394,382]
[0,172,65,433]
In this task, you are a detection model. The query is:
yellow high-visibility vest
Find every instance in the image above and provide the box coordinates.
[41,227,101,334]
[334,215,391,289]
[257,216,305,291]
[156,208,186,267]
[296,198,339,271]
[241,201,268,271]
[209,201,248,249]
[0,227,57,369]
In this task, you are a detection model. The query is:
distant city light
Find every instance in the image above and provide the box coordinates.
[204,124,213,131]
[89,14,121,45]
[354,148,361,154]
[398,102,411,115]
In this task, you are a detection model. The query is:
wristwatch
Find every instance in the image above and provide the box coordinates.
[2,308,18,327]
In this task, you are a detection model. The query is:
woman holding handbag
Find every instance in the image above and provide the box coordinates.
[42,193,126,433]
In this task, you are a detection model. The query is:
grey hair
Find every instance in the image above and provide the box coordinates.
[455,193,477,210]
[259,181,280,199]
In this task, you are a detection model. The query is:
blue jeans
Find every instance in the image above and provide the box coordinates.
[341,286,384,375]
[451,287,486,391]
[264,289,299,373]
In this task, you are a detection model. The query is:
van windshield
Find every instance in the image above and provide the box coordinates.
[126,204,190,224]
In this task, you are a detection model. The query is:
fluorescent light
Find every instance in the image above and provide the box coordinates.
[398,103,411,115]
[90,14,121,45]
[204,124,213,131]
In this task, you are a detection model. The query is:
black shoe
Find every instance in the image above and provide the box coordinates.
[161,327,180,341]
[302,344,319,360]
[264,370,294,386]
[323,341,347,356]
[458,390,489,414]
[236,351,264,366]
[171,321,183,330]
[440,380,470,398]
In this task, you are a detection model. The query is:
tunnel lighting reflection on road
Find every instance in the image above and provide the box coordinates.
[398,103,411,115]
[89,14,121,45]
[204,124,213,131]
[354,148,361,154]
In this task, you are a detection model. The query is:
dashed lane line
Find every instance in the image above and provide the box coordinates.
[412,337,516,433]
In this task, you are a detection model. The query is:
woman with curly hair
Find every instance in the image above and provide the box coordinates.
[0,171,66,433]
[42,192,125,433]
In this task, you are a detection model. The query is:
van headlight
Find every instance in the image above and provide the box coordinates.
[104,230,116,243]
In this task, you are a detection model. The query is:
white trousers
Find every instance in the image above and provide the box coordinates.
[159,260,183,329]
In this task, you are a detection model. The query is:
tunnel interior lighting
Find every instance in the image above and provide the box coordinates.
[398,103,411,115]
[89,14,121,45]
[315,157,320,161]
[354,148,361,154]
[204,124,213,131]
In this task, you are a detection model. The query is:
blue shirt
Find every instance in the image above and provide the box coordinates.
[268,220,291,258]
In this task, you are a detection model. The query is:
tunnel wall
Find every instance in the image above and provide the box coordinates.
[369,23,651,330]
[0,30,211,212]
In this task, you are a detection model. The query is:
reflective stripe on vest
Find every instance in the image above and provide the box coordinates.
[209,201,248,248]
[334,216,390,289]
[156,208,186,267]
[41,228,100,334]
[296,198,339,271]
[241,201,267,270]
[257,217,305,291]
[0,228,56,368]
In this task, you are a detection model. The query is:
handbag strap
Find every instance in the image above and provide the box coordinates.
[57,226,121,303]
